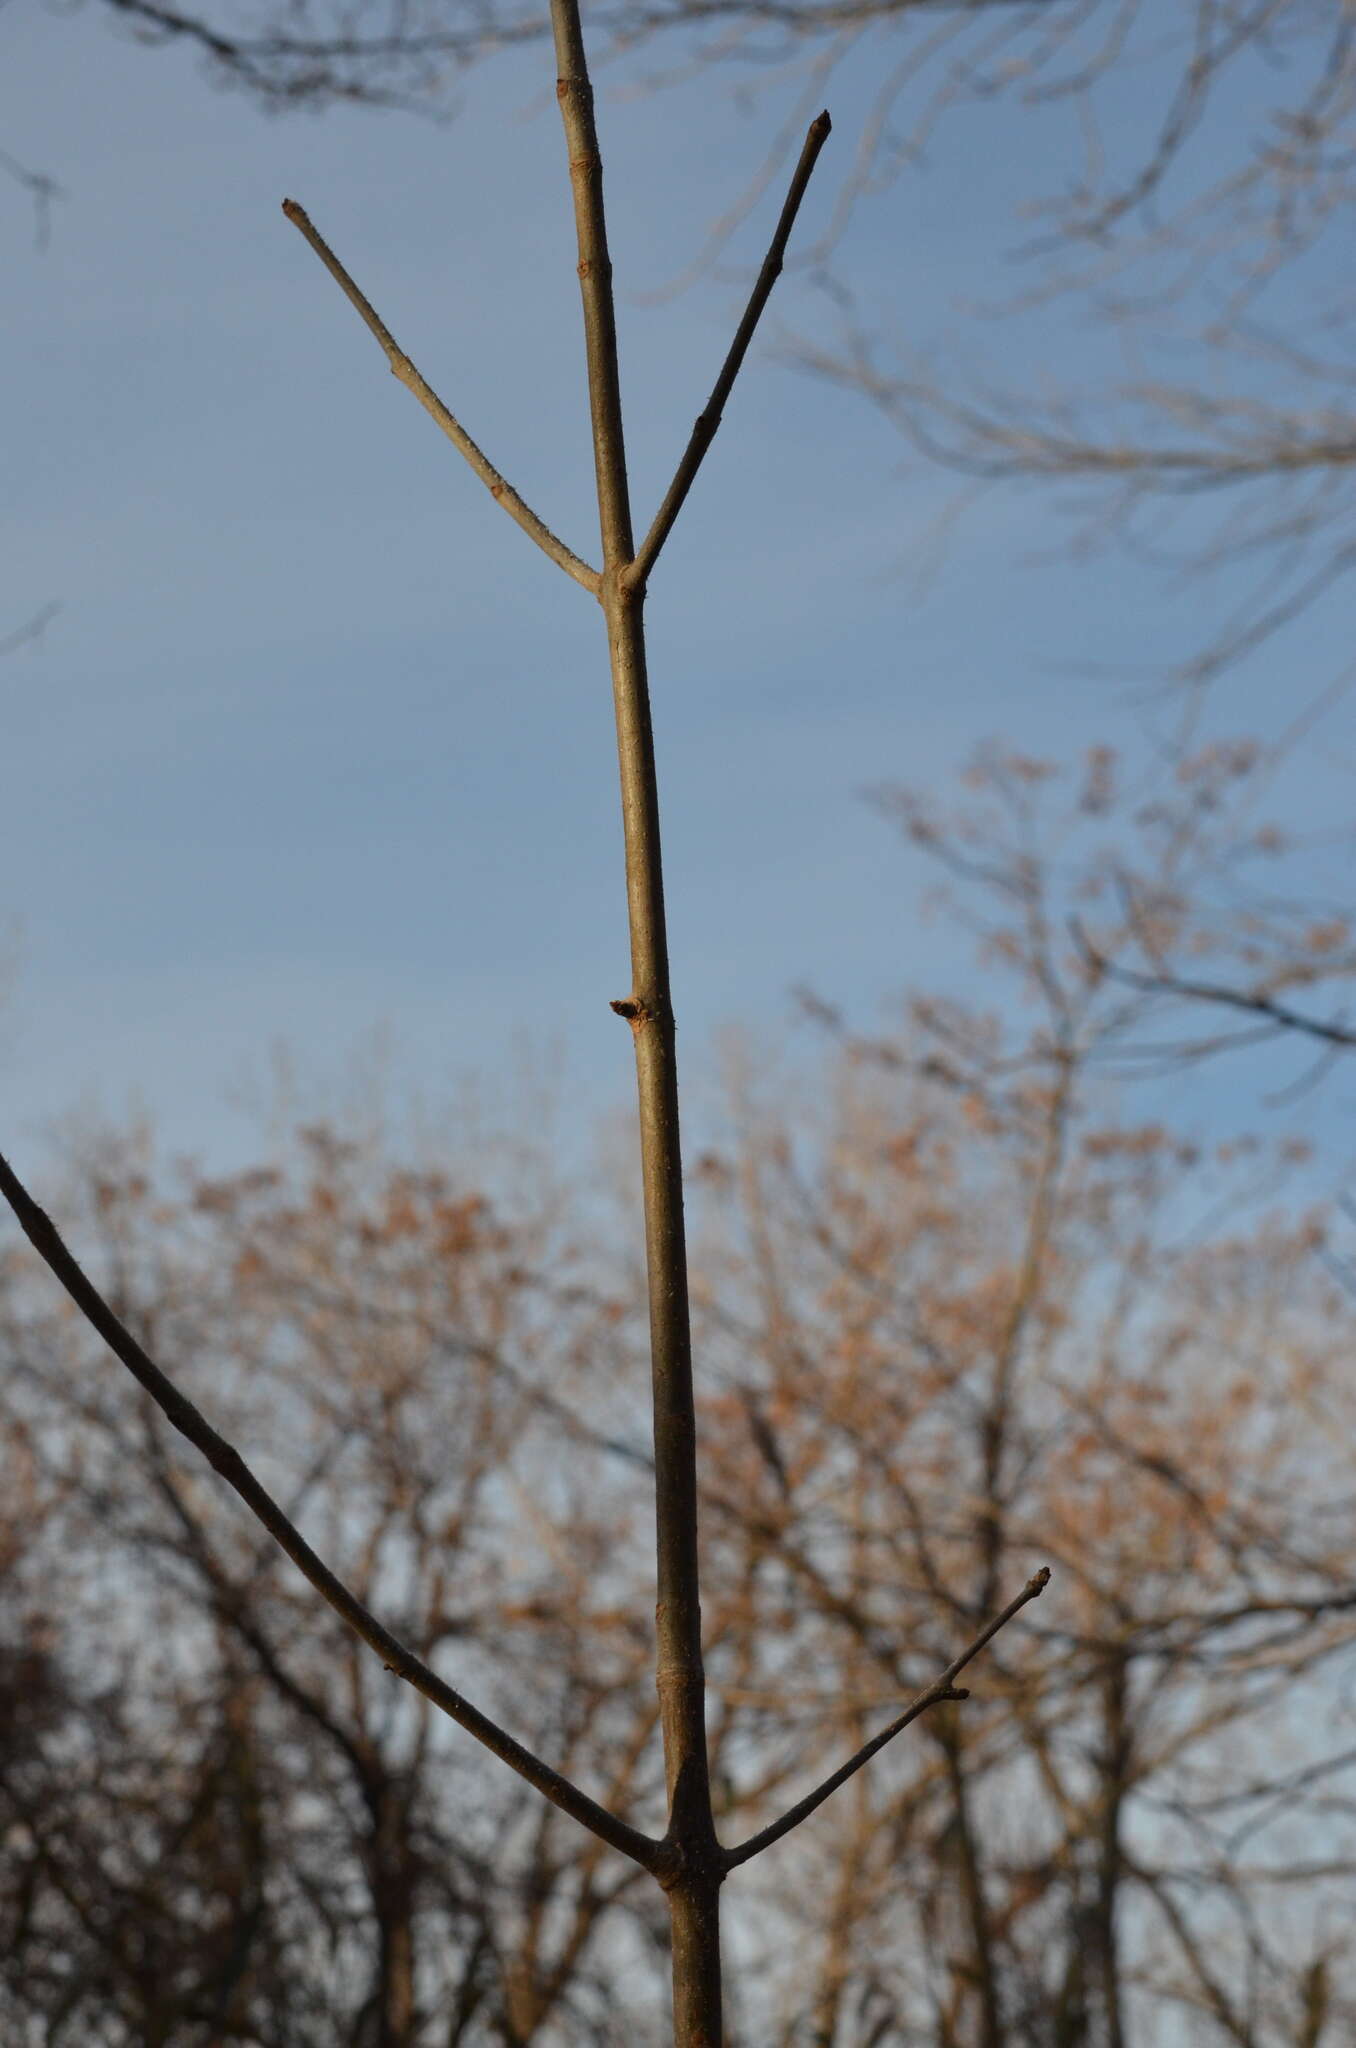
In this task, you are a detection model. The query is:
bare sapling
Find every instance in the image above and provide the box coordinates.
[0,3,1049,2039]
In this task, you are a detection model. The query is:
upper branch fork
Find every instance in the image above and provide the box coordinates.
[282,106,830,599]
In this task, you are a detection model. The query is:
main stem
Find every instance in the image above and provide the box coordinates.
[550,2,722,2040]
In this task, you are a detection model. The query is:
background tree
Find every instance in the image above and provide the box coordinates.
[686,740,1356,2043]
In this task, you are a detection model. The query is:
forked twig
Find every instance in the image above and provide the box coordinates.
[283,106,829,598]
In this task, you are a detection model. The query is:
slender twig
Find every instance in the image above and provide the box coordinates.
[628,111,832,591]
[723,1567,1050,1871]
[281,200,601,594]
[0,1145,660,1873]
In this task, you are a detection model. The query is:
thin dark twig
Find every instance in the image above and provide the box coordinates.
[0,1145,660,1872]
[281,200,601,594]
[723,1566,1050,1870]
[628,111,832,590]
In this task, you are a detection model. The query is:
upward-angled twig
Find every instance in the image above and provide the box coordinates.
[722,1566,1051,1870]
[627,110,832,591]
[281,200,601,594]
[0,1145,660,1874]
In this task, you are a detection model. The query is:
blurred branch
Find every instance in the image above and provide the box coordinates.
[0,602,61,657]
[1073,920,1356,1053]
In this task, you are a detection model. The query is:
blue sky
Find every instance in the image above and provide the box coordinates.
[6,1,1353,1182]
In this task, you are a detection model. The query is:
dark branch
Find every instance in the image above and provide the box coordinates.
[0,1144,661,1872]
